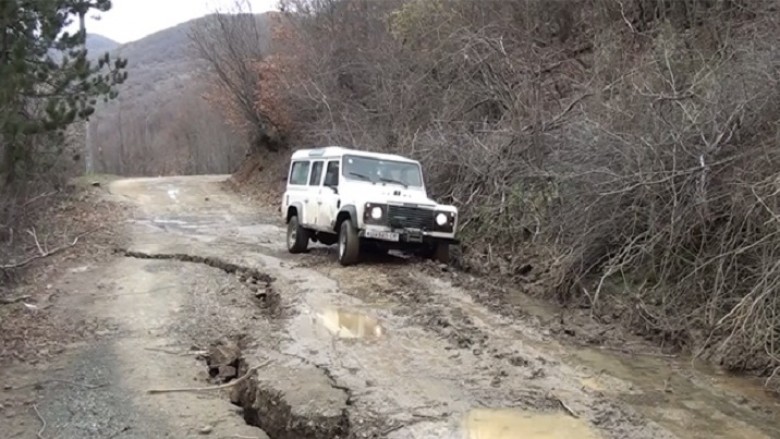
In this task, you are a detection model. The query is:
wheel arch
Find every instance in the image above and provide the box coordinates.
[285,202,304,224]
[335,204,358,232]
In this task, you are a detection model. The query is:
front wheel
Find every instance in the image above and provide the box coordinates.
[287,215,310,253]
[338,219,360,266]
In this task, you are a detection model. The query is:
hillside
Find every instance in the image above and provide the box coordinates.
[86,33,119,55]
[88,13,273,176]
[48,33,118,62]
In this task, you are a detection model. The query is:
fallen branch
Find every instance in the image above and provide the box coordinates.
[555,397,579,418]
[0,295,31,305]
[0,228,100,270]
[147,359,272,394]
[144,347,209,357]
[8,378,107,391]
[33,404,47,439]
[22,190,60,208]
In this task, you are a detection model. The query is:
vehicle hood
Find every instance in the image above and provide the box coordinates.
[369,189,436,207]
[342,183,457,211]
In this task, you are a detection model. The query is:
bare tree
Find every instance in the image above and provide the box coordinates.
[189,2,279,151]
[266,0,780,381]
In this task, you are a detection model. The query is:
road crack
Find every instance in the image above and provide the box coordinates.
[119,249,273,282]
[117,249,281,314]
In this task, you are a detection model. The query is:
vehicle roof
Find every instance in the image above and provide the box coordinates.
[290,146,419,164]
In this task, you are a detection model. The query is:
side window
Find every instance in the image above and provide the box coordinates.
[289,160,310,185]
[309,161,324,186]
[324,160,339,186]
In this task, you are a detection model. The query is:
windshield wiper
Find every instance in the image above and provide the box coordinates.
[379,177,408,189]
[349,172,373,182]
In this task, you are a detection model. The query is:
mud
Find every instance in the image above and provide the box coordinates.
[4,175,780,439]
[317,308,385,339]
[463,408,602,439]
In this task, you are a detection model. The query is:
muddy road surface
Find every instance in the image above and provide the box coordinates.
[2,175,779,439]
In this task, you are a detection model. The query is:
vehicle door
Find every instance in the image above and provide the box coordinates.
[306,160,325,227]
[287,159,311,224]
[317,160,341,231]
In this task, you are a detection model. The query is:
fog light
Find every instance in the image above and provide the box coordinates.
[371,206,383,219]
[436,213,448,226]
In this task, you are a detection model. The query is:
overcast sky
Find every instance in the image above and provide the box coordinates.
[77,0,279,44]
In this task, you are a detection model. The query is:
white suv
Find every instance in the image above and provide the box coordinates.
[281,146,459,266]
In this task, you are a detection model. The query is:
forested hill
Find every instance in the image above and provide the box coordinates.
[87,13,273,176]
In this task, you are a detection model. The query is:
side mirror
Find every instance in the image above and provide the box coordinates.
[326,185,338,195]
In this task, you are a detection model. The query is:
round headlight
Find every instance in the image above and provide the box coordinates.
[371,206,383,219]
[436,212,448,226]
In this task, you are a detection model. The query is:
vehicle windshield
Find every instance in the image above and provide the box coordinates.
[342,154,423,187]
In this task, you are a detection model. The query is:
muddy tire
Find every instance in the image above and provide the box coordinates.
[287,215,310,253]
[338,219,360,266]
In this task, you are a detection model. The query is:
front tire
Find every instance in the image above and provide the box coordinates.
[338,219,360,266]
[287,215,310,253]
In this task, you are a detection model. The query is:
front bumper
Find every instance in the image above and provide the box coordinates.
[359,226,459,246]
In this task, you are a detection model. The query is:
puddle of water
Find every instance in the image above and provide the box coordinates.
[560,345,780,439]
[317,309,384,339]
[462,409,601,439]
[502,290,780,439]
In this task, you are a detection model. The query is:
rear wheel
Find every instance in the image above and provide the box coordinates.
[338,219,360,266]
[287,215,310,253]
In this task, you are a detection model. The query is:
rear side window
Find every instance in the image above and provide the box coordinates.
[309,161,324,185]
[324,160,339,186]
[289,160,310,185]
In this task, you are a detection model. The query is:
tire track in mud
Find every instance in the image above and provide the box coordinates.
[283,253,677,439]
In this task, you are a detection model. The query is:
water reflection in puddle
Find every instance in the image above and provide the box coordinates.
[317,309,384,339]
[463,409,601,439]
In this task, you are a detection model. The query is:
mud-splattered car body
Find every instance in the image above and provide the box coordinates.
[281,146,458,265]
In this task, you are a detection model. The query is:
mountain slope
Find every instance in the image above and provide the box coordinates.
[86,33,120,55]
[90,13,273,176]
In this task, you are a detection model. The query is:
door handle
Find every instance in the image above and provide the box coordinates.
[304,199,309,203]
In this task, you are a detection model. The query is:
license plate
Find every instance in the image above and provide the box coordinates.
[364,230,400,242]
[406,230,423,243]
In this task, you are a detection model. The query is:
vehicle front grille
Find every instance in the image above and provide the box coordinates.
[387,205,434,230]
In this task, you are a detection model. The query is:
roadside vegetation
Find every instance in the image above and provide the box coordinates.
[194,0,780,385]
[1,0,126,280]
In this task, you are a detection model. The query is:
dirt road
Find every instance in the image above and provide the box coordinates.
[2,175,779,439]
